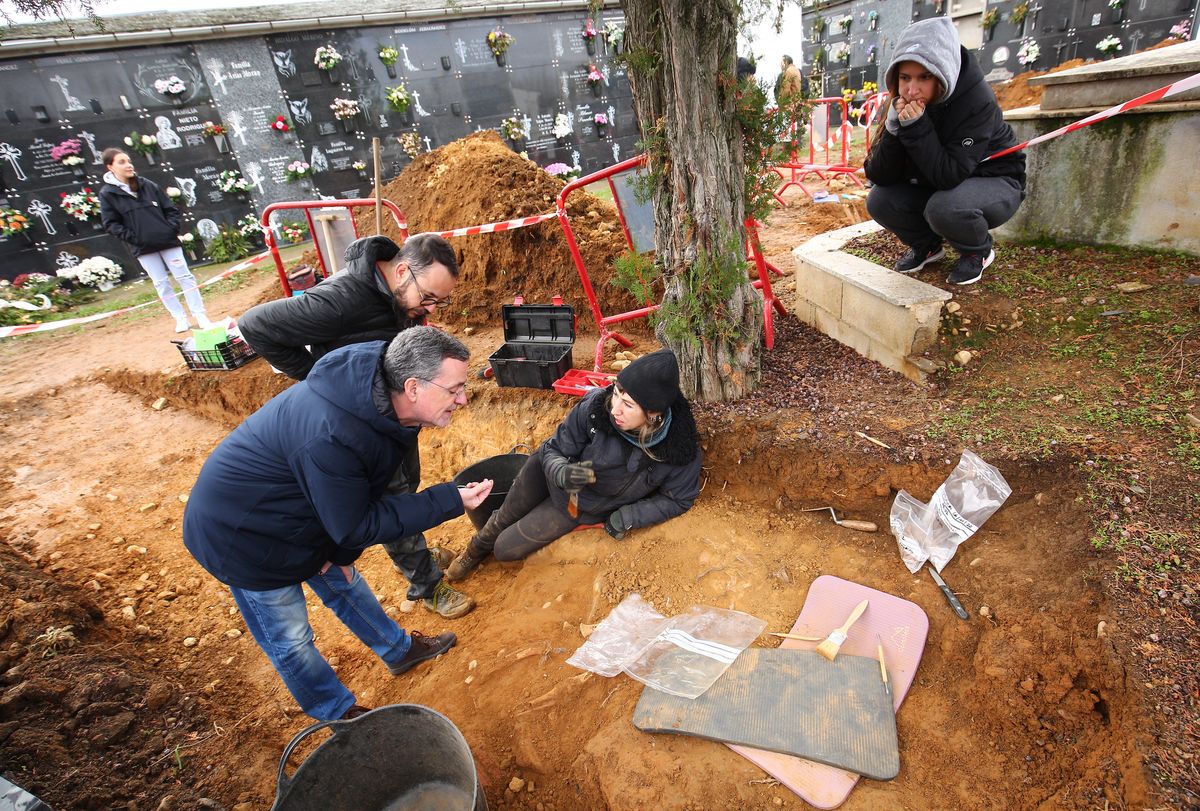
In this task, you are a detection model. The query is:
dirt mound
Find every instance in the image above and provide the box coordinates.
[992,59,1087,110]
[356,131,640,327]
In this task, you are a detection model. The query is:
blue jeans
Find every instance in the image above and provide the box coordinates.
[230,566,412,721]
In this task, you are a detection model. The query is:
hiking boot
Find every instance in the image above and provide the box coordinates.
[947,249,994,285]
[445,547,487,582]
[392,546,455,577]
[387,630,457,675]
[340,704,372,720]
[429,546,454,572]
[422,580,476,619]
[893,242,945,273]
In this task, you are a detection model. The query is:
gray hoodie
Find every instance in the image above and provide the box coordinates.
[885,17,963,104]
[103,170,137,197]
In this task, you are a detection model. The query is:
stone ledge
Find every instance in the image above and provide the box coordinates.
[794,221,951,383]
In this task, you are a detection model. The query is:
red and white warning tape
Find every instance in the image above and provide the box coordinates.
[434,210,559,239]
[986,70,1200,161]
[0,250,271,339]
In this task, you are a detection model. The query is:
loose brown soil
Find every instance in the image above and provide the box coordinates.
[0,149,1195,810]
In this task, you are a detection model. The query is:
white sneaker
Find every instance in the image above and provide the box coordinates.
[195,314,215,329]
[174,317,190,333]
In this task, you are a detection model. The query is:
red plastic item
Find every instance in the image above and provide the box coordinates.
[772,97,864,204]
[553,368,617,396]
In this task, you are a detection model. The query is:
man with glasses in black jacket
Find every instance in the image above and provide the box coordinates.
[237,232,472,618]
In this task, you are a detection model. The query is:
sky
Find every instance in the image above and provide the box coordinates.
[739,3,806,102]
[6,0,267,22]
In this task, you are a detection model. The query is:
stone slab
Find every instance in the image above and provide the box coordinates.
[1030,41,1200,111]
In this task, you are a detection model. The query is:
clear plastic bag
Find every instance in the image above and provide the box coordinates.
[890,450,1012,573]
[567,594,766,699]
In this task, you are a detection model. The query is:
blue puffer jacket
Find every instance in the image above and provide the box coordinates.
[182,341,463,590]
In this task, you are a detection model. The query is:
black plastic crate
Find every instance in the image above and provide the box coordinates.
[173,334,258,372]
[489,301,574,389]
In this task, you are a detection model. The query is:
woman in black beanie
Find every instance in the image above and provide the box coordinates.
[446,349,702,581]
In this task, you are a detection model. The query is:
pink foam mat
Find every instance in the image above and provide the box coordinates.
[729,575,928,809]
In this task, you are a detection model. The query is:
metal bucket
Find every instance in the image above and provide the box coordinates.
[272,704,486,811]
[453,445,531,530]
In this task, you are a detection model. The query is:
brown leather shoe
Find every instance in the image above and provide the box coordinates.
[387,630,457,675]
[341,704,372,720]
[445,547,487,582]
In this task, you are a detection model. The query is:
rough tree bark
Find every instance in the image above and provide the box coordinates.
[621,0,763,402]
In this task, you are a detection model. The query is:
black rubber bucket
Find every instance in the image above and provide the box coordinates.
[453,445,531,530]
[272,704,486,810]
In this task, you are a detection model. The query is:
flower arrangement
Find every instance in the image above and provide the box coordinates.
[594,113,608,127]
[1009,1,1029,26]
[386,84,411,113]
[553,113,572,139]
[51,139,85,167]
[13,272,54,288]
[378,45,399,66]
[217,170,251,194]
[1096,34,1123,55]
[314,45,343,71]
[59,188,100,221]
[282,222,308,243]
[165,186,182,199]
[285,161,313,181]
[64,256,123,289]
[180,233,195,245]
[237,214,265,236]
[581,19,598,42]
[398,132,423,160]
[487,29,515,57]
[1108,0,1122,8]
[867,9,879,29]
[271,115,292,133]
[153,76,187,96]
[838,16,852,33]
[833,42,851,64]
[201,121,226,138]
[0,207,30,236]
[123,131,157,157]
[981,8,1000,29]
[1169,19,1191,40]
[865,44,878,64]
[330,98,361,120]
[812,46,827,68]
[500,115,525,141]
[862,81,878,95]
[1017,39,1040,66]
[812,16,826,36]
[586,64,604,87]
[544,162,580,181]
[351,160,367,172]
[603,21,625,50]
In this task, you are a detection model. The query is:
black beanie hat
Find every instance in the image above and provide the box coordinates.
[616,349,681,413]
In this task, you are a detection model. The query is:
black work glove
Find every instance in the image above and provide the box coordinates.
[604,507,633,540]
[553,461,595,490]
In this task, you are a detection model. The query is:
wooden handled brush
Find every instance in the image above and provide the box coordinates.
[816,599,869,661]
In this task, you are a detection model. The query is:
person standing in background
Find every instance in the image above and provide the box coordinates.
[98,147,213,333]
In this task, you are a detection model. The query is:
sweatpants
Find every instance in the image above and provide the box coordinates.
[468,449,580,562]
[866,176,1024,254]
[137,246,207,321]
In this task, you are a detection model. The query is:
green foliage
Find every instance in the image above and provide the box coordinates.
[735,78,808,223]
[654,230,753,351]
[631,116,668,206]
[204,225,252,264]
[610,249,659,306]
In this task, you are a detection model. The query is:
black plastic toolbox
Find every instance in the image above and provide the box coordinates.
[488,300,575,389]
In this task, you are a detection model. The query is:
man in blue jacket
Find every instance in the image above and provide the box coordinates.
[182,327,493,721]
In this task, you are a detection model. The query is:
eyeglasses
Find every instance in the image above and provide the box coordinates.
[422,378,467,398]
[408,267,452,309]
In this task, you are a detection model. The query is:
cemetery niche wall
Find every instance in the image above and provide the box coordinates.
[0,8,634,283]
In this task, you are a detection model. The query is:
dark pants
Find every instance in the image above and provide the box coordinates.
[468,449,580,562]
[866,176,1024,254]
[381,444,443,600]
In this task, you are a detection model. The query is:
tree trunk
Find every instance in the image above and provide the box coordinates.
[622,0,762,402]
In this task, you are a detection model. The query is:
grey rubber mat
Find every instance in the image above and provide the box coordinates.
[632,648,899,780]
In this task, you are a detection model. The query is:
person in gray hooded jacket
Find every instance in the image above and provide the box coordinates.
[864,17,1026,285]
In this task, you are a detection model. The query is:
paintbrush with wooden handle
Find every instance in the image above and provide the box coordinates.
[816,599,869,661]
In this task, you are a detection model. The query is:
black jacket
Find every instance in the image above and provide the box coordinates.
[238,236,423,380]
[98,176,181,256]
[864,47,1025,192]
[539,387,702,529]
[183,341,462,591]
